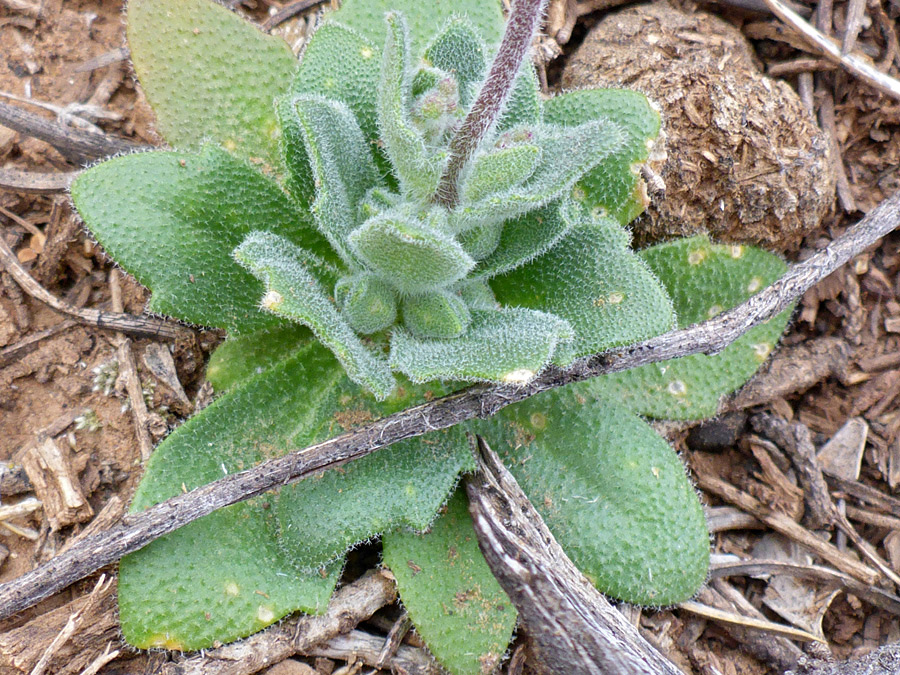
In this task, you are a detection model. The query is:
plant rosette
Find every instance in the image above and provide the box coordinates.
[70,0,792,671]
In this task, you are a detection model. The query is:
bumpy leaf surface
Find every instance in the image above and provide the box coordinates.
[329,0,505,53]
[544,89,660,225]
[600,236,791,419]
[71,146,333,334]
[279,94,383,265]
[335,273,398,334]
[123,339,474,648]
[390,308,574,384]
[491,217,674,364]
[424,18,486,107]
[476,383,710,604]
[120,342,345,650]
[234,231,395,400]
[383,490,517,675]
[292,23,382,166]
[127,0,296,167]
[461,143,541,203]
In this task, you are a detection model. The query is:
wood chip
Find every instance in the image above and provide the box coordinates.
[18,437,92,531]
[818,417,868,481]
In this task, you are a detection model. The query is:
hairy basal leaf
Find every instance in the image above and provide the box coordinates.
[383,490,517,675]
[461,143,541,203]
[71,146,334,335]
[544,89,661,225]
[127,0,296,167]
[234,231,395,400]
[120,342,345,650]
[600,236,791,419]
[390,308,574,384]
[476,383,709,605]
[491,215,674,364]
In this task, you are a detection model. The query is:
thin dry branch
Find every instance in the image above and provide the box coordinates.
[0,168,75,194]
[0,232,189,340]
[762,0,900,100]
[0,100,146,163]
[0,189,897,622]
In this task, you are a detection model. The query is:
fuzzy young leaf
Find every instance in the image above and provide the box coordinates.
[127,0,296,167]
[424,18,487,107]
[349,209,475,294]
[390,308,574,384]
[457,222,503,261]
[452,119,625,228]
[279,94,382,265]
[330,0,505,53]
[119,342,345,650]
[461,143,541,203]
[71,146,334,335]
[472,201,574,280]
[492,216,674,363]
[383,490,517,675]
[477,383,710,605]
[544,89,661,225]
[378,13,447,200]
[234,231,396,400]
[402,290,471,338]
[335,273,398,334]
[600,236,791,419]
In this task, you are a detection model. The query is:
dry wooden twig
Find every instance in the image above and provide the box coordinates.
[465,436,682,674]
[261,0,329,31]
[761,0,900,100]
[0,168,75,194]
[0,232,188,340]
[0,101,146,163]
[0,188,898,622]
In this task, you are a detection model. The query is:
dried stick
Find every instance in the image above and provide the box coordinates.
[0,101,146,163]
[465,436,681,675]
[0,168,75,194]
[0,189,898,621]
[761,0,900,100]
[0,232,188,340]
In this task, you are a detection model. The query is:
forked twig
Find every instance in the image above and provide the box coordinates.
[0,189,897,622]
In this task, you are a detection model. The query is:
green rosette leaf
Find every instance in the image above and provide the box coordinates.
[127,0,296,167]
[383,490,517,675]
[491,216,674,364]
[476,383,709,605]
[600,236,792,419]
[70,146,334,334]
[544,89,661,225]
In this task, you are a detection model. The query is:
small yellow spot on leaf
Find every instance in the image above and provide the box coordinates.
[747,276,762,293]
[360,46,374,59]
[262,290,283,311]
[224,581,240,597]
[688,249,707,265]
[529,412,547,430]
[753,343,771,360]
[667,380,687,396]
[257,606,275,624]
[730,245,744,258]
